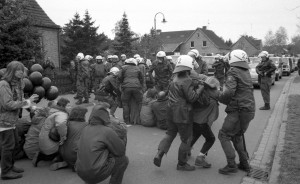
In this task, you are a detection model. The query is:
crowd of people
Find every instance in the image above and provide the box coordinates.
[0,48,279,184]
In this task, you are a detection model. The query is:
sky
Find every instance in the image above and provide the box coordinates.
[36,0,300,43]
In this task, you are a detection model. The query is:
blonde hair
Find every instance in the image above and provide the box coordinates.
[2,61,24,82]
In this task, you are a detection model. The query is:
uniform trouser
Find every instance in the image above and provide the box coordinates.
[77,79,89,100]
[121,88,143,124]
[298,69,300,76]
[0,129,18,174]
[92,77,103,92]
[216,77,225,90]
[95,95,118,115]
[158,121,192,165]
[218,111,255,166]
[260,76,272,104]
[191,123,215,155]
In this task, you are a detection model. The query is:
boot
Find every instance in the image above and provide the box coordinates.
[218,164,238,175]
[1,171,22,180]
[238,162,251,172]
[195,155,211,168]
[177,163,196,171]
[153,150,164,167]
[12,166,24,173]
[75,99,83,105]
[259,103,270,110]
[49,161,68,171]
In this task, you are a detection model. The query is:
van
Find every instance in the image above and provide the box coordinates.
[282,57,292,75]
[269,57,283,81]
[202,56,215,76]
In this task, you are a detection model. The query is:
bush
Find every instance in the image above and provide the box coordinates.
[53,68,73,94]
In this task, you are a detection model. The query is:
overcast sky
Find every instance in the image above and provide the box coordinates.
[36,0,300,43]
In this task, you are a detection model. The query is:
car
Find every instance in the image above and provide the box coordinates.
[202,56,215,76]
[249,62,275,87]
[269,57,283,81]
[282,57,293,74]
[282,63,290,76]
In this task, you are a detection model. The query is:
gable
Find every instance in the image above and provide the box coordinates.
[23,0,60,29]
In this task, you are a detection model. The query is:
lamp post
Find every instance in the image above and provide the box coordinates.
[154,12,167,33]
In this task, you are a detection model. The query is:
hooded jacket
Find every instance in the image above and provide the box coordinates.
[76,106,126,184]
[219,62,255,113]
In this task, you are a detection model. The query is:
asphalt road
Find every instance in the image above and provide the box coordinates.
[1,75,291,184]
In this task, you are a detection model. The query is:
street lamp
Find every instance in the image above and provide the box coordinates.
[154,12,167,33]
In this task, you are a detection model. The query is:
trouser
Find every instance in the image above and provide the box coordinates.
[260,76,272,104]
[218,111,255,165]
[216,77,225,91]
[191,123,216,155]
[109,156,129,184]
[77,79,89,100]
[298,69,300,76]
[0,129,18,174]
[92,77,103,92]
[158,121,192,165]
[95,95,118,115]
[121,88,143,124]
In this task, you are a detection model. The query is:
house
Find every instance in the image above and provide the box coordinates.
[158,26,230,56]
[24,0,61,67]
[231,35,262,56]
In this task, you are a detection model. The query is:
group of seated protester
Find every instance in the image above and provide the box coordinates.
[0,98,128,184]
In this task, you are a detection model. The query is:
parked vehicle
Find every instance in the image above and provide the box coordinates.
[249,57,261,64]
[202,56,215,76]
[269,57,283,81]
[249,62,275,87]
[282,57,291,76]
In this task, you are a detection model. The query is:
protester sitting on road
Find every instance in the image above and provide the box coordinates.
[0,61,39,180]
[59,106,88,171]
[151,91,168,130]
[218,49,255,175]
[33,98,71,171]
[153,55,203,171]
[190,76,220,168]
[140,88,157,127]
[76,103,129,184]
[23,101,56,160]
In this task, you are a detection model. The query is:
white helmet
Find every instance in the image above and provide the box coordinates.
[84,55,93,61]
[107,55,112,59]
[125,58,137,65]
[166,56,172,60]
[96,55,102,60]
[112,55,119,59]
[109,67,120,75]
[134,54,140,59]
[173,55,194,73]
[258,51,269,58]
[136,57,144,64]
[228,49,248,64]
[76,53,84,60]
[187,49,200,58]
[156,51,166,58]
[121,54,126,58]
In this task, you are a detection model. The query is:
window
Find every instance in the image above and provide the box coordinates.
[202,41,207,47]
[190,41,194,48]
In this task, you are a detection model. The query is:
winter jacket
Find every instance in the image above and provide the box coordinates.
[140,93,156,127]
[24,107,50,159]
[194,58,208,75]
[193,87,219,126]
[76,106,126,184]
[167,75,201,124]
[151,98,168,130]
[119,63,144,89]
[91,63,107,78]
[0,79,25,129]
[219,65,256,113]
[148,60,173,84]
[39,107,68,155]
[256,58,276,77]
[95,74,120,98]
[59,120,87,167]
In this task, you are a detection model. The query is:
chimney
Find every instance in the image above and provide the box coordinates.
[202,26,207,30]
[156,29,162,35]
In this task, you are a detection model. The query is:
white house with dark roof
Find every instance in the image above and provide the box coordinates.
[158,26,230,56]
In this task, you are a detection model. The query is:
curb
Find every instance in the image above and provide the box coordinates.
[241,76,295,184]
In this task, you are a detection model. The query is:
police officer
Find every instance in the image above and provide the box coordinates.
[187,49,208,75]
[91,56,107,93]
[148,51,173,92]
[95,67,121,116]
[218,49,255,174]
[153,55,203,171]
[256,51,276,110]
[212,54,228,91]
[76,55,90,105]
